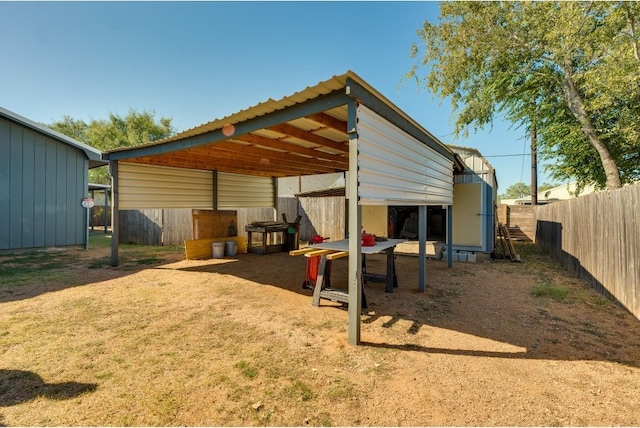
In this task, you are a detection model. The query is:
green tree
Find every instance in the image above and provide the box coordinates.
[408,1,640,190]
[538,182,558,193]
[49,110,174,184]
[499,182,531,200]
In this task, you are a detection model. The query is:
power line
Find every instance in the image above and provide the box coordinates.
[520,132,527,183]
[483,153,531,158]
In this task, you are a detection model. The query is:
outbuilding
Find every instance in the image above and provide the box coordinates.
[103,71,465,344]
[0,107,105,251]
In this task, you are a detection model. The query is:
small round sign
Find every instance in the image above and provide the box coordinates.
[81,198,95,209]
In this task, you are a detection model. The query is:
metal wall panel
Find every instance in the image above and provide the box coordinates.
[356,105,453,206]
[454,153,497,189]
[0,117,88,250]
[0,120,10,248]
[217,172,275,209]
[118,163,213,209]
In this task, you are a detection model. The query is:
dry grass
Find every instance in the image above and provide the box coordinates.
[1,235,640,426]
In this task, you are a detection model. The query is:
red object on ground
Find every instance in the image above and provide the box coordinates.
[303,256,332,289]
[302,236,332,289]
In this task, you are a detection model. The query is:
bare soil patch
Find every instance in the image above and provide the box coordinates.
[1,236,640,426]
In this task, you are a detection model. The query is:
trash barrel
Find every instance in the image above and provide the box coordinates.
[225,240,237,257]
[212,242,225,259]
[286,225,299,251]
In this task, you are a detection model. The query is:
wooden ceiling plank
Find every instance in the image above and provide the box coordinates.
[211,142,348,169]
[127,155,324,177]
[195,150,341,174]
[266,123,349,153]
[306,112,347,133]
[234,133,349,164]
[133,149,339,175]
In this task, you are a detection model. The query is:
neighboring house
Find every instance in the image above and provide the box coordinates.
[0,107,105,250]
[501,182,597,205]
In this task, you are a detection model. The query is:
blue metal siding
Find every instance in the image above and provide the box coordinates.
[9,124,23,248]
[0,121,10,248]
[33,134,47,247]
[0,117,88,250]
[44,138,57,246]
[484,181,495,253]
[55,144,67,245]
[21,129,36,248]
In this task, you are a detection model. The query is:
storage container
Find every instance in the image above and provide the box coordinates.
[225,240,237,257]
[212,242,225,259]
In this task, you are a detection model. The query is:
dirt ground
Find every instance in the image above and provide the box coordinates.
[2,239,640,426]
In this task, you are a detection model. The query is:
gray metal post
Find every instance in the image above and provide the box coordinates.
[110,161,119,267]
[418,205,427,291]
[447,204,453,268]
[85,203,90,250]
[104,188,109,233]
[347,99,362,346]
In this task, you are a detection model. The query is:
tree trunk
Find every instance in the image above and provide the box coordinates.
[562,62,622,189]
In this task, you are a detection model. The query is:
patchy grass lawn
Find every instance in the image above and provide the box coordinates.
[1,235,640,426]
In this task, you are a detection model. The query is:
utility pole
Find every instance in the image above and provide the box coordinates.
[531,121,538,205]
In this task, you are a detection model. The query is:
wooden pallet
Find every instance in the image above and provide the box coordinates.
[497,223,521,262]
[495,205,521,262]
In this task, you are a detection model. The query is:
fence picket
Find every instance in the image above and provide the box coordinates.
[536,184,640,320]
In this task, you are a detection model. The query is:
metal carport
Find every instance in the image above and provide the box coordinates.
[103,71,464,345]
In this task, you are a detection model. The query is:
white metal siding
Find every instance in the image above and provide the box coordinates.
[217,172,274,209]
[118,163,213,209]
[454,153,497,189]
[356,105,453,206]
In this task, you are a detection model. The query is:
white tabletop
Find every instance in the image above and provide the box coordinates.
[308,238,406,254]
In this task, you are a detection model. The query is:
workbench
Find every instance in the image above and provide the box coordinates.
[245,221,289,254]
[290,238,405,307]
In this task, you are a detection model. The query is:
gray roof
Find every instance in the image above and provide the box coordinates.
[0,107,106,168]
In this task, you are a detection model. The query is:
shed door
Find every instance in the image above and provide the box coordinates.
[452,182,483,246]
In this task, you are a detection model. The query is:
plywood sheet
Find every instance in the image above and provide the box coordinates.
[192,209,237,239]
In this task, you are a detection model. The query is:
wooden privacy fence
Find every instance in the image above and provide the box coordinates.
[277,195,346,243]
[496,204,534,241]
[535,184,640,320]
[119,209,193,245]
[118,207,276,246]
[117,196,345,246]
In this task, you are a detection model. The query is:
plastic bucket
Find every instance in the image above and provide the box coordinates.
[212,242,225,259]
[225,240,237,257]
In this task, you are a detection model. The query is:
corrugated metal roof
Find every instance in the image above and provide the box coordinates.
[0,106,106,168]
[110,71,450,154]
[104,70,457,178]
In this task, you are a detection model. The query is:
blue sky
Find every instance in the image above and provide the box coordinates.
[1,1,553,191]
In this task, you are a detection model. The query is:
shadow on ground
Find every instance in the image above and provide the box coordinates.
[0,369,97,407]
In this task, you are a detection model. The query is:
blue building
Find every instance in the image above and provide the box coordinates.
[0,107,105,250]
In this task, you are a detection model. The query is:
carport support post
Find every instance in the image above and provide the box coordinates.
[447,204,453,268]
[418,205,427,292]
[104,187,110,233]
[347,99,362,346]
[110,160,119,267]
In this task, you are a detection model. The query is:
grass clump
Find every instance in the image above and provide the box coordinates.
[531,276,569,301]
[234,361,258,380]
[324,377,355,402]
[283,379,315,401]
